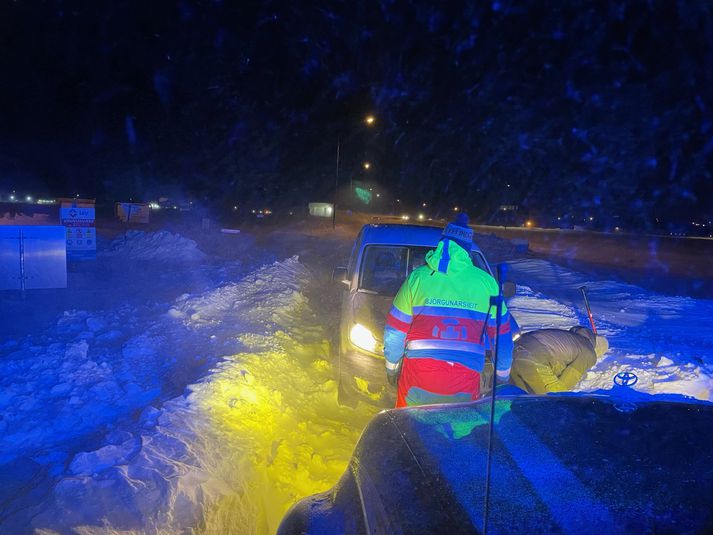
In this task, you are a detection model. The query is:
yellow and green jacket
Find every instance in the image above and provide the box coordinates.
[384,239,513,377]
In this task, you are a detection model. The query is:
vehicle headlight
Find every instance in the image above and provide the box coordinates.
[350,323,378,352]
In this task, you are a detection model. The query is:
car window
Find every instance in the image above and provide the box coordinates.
[359,246,410,295]
[347,229,363,280]
[471,251,490,274]
[358,245,490,295]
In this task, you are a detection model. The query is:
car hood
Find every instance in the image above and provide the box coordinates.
[280,390,713,534]
[351,291,393,346]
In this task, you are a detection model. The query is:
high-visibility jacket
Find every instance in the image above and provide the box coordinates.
[383,239,513,378]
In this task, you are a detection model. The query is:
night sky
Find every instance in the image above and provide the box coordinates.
[1,0,712,229]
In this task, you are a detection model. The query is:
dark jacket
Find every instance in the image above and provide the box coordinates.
[510,327,597,394]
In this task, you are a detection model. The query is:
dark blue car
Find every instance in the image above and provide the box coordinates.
[279,387,713,534]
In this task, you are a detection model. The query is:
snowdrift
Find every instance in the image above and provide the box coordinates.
[101,230,206,262]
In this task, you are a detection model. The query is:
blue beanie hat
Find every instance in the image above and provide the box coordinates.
[442,212,473,251]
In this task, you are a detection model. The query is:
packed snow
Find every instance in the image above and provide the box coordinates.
[0,226,711,534]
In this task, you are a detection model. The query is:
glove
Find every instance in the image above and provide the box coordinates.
[386,363,401,387]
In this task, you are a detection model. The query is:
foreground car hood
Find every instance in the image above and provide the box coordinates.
[351,291,393,346]
[279,390,713,534]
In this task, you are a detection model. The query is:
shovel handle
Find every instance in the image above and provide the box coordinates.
[579,286,598,335]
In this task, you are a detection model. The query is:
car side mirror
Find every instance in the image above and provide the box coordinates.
[502,281,516,299]
[332,266,349,287]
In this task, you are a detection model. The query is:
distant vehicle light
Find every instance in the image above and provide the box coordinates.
[350,323,377,353]
[9,195,15,201]
[26,196,32,202]
[149,202,160,210]
[525,220,533,227]
[418,214,425,221]
[401,214,410,221]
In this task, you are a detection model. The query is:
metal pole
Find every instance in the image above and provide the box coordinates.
[332,136,340,230]
[483,263,507,535]
[19,228,26,292]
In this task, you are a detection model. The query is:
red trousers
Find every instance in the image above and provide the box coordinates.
[396,357,481,408]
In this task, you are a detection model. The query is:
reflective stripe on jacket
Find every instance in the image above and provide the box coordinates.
[384,239,513,375]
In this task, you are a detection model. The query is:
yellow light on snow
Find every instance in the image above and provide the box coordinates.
[192,329,380,533]
[350,323,377,352]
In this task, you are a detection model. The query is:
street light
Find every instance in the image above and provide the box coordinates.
[363,162,371,170]
[333,114,377,229]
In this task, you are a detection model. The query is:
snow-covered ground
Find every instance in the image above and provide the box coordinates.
[0,226,711,534]
[507,258,713,400]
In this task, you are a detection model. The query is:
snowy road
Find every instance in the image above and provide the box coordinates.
[1,226,711,534]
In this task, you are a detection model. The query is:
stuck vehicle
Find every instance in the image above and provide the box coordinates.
[278,387,713,534]
[332,224,507,407]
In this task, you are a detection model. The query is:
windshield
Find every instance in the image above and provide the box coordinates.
[359,245,490,295]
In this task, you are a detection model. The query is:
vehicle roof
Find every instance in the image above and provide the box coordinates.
[359,224,484,254]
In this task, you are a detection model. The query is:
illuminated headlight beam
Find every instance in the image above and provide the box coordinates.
[349,323,378,353]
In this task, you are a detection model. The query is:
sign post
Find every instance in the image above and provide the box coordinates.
[59,198,96,260]
[116,202,150,223]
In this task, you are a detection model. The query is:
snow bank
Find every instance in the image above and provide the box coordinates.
[473,231,526,263]
[101,230,206,262]
[30,256,379,534]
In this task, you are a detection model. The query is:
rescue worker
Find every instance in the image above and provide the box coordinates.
[383,213,514,408]
[510,326,608,394]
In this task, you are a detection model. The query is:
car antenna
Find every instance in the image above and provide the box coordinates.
[482,263,507,535]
